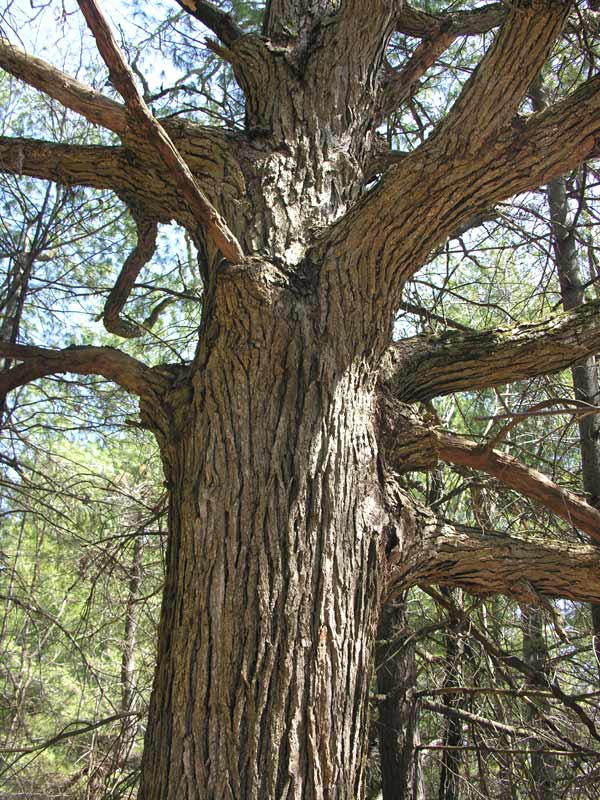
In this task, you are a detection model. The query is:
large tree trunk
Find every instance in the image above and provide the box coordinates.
[138,298,388,799]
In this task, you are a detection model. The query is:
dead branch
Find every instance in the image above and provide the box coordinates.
[437,432,600,544]
[77,0,245,263]
[0,39,127,134]
[175,0,243,46]
[103,213,159,338]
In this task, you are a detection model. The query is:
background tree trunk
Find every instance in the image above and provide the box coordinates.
[437,589,463,800]
[532,81,600,682]
[376,597,423,800]
[550,177,600,682]
[522,606,556,800]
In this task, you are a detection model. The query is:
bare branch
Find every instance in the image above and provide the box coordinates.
[0,38,127,134]
[0,40,239,162]
[103,213,159,338]
[396,301,472,332]
[382,299,600,402]
[381,29,457,117]
[0,343,160,399]
[385,482,600,604]
[481,71,600,200]
[423,586,600,747]
[395,2,505,37]
[0,131,245,233]
[437,432,600,544]
[77,0,244,263]
[0,710,140,755]
[174,0,243,45]
[378,396,600,540]
[421,700,532,739]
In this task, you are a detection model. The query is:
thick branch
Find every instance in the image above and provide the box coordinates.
[482,71,600,201]
[384,483,600,604]
[381,299,600,402]
[77,0,244,263]
[0,136,128,191]
[0,343,159,399]
[378,398,600,541]
[0,130,246,237]
[317,69,600,354]
[0,40,239,166]
[0,39,127,134]
[395,2,505,37]
[437,432,600,544]
[174,0,243,45]
[381,29,456,117]
[438,1,572,151]
[103,214,159,338]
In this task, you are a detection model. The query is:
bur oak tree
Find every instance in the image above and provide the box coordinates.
[3,0,600,797]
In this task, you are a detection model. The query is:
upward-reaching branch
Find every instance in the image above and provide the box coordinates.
[380,29,457,117]
[76,0,244,264]
[317,65,600,348]
[174,0,243,45]
[0,39,127,134]
[435,0,572,152]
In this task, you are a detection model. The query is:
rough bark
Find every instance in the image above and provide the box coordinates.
[383,483,600,605]
[381,299,600,403]
[137,269,387,799]
[394,2,505,38]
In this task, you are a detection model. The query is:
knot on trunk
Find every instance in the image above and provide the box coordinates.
[377,393,439,473]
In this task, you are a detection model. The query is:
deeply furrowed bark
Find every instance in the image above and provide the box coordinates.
[138,265,388,799]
